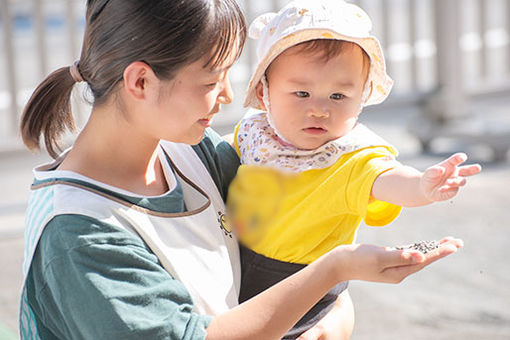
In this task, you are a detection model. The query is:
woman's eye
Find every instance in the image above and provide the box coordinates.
[295,91,310,98]
[330,93,344,100]
[206,82,218,88]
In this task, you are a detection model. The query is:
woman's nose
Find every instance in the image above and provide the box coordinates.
[217,75,234,105]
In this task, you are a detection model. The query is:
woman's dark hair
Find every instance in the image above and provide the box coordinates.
[20,0,246,158]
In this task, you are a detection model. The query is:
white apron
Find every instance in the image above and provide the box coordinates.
[19,141,241,339]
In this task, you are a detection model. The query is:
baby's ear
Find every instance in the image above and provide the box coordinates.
[255,82,267,111]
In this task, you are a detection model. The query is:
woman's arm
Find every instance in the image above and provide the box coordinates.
[206,238,462,340]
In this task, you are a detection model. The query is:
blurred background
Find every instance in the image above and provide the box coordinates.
[0,0,509,339]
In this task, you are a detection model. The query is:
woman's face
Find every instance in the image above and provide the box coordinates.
[147,56,235,145]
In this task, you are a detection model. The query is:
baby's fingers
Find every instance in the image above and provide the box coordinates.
[438,153,468,170]
[444,176,467,188]
[437,186,460,200]
[457,164,482,177]
[438,174,470,193]
[424,166,445,180]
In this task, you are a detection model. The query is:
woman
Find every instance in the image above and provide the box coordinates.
[19,0,462,339]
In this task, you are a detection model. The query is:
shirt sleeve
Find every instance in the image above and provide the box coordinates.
[192,128,240,201]
[26,214,211,340]
[344,146,402,226]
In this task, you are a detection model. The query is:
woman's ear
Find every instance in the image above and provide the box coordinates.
[255,81,267,111]
[122,61,158,101]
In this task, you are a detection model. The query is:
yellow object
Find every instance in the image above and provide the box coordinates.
[227,146,402,264]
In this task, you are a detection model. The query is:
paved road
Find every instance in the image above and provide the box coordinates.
[351,155,510,339]
[0,118,509,339]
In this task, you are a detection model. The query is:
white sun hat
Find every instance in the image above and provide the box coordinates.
[244,0,393,109]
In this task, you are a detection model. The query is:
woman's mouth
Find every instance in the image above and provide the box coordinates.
[198,118,212,127]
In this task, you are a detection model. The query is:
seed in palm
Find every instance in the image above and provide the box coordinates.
[395,240,440,254]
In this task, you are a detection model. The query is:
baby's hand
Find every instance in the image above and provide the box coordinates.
[421,153,481,202]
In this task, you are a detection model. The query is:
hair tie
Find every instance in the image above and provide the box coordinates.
[69,61,84,83]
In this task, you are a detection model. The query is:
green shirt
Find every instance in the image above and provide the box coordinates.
[25,129,240,340]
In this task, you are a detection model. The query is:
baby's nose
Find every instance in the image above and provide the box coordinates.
[306,107,330,118]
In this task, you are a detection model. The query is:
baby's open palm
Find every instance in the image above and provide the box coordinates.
[420,153,482,202]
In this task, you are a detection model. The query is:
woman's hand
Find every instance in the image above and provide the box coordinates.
[296,238,462,340]
[330,237,463,284]
[207,237,462,340]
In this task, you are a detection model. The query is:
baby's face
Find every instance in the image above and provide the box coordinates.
[260,43,369,150]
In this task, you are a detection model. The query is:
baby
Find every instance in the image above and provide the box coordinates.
[227,0,481,338]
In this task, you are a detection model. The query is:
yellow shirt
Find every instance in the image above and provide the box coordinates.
[227,146,402,264]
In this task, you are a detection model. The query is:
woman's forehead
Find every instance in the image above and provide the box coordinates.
[174,58,227,81]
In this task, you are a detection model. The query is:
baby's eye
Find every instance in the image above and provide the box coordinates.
[330,93,344,100]
[295,91,310,98]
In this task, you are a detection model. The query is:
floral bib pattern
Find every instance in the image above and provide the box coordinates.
[236,112,395,173]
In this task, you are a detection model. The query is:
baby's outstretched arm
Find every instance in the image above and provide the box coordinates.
[372,153,482,207]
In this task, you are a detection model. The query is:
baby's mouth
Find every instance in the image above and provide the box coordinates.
[303,127,327,134]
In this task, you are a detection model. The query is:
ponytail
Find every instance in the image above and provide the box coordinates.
[20,66,77,159]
